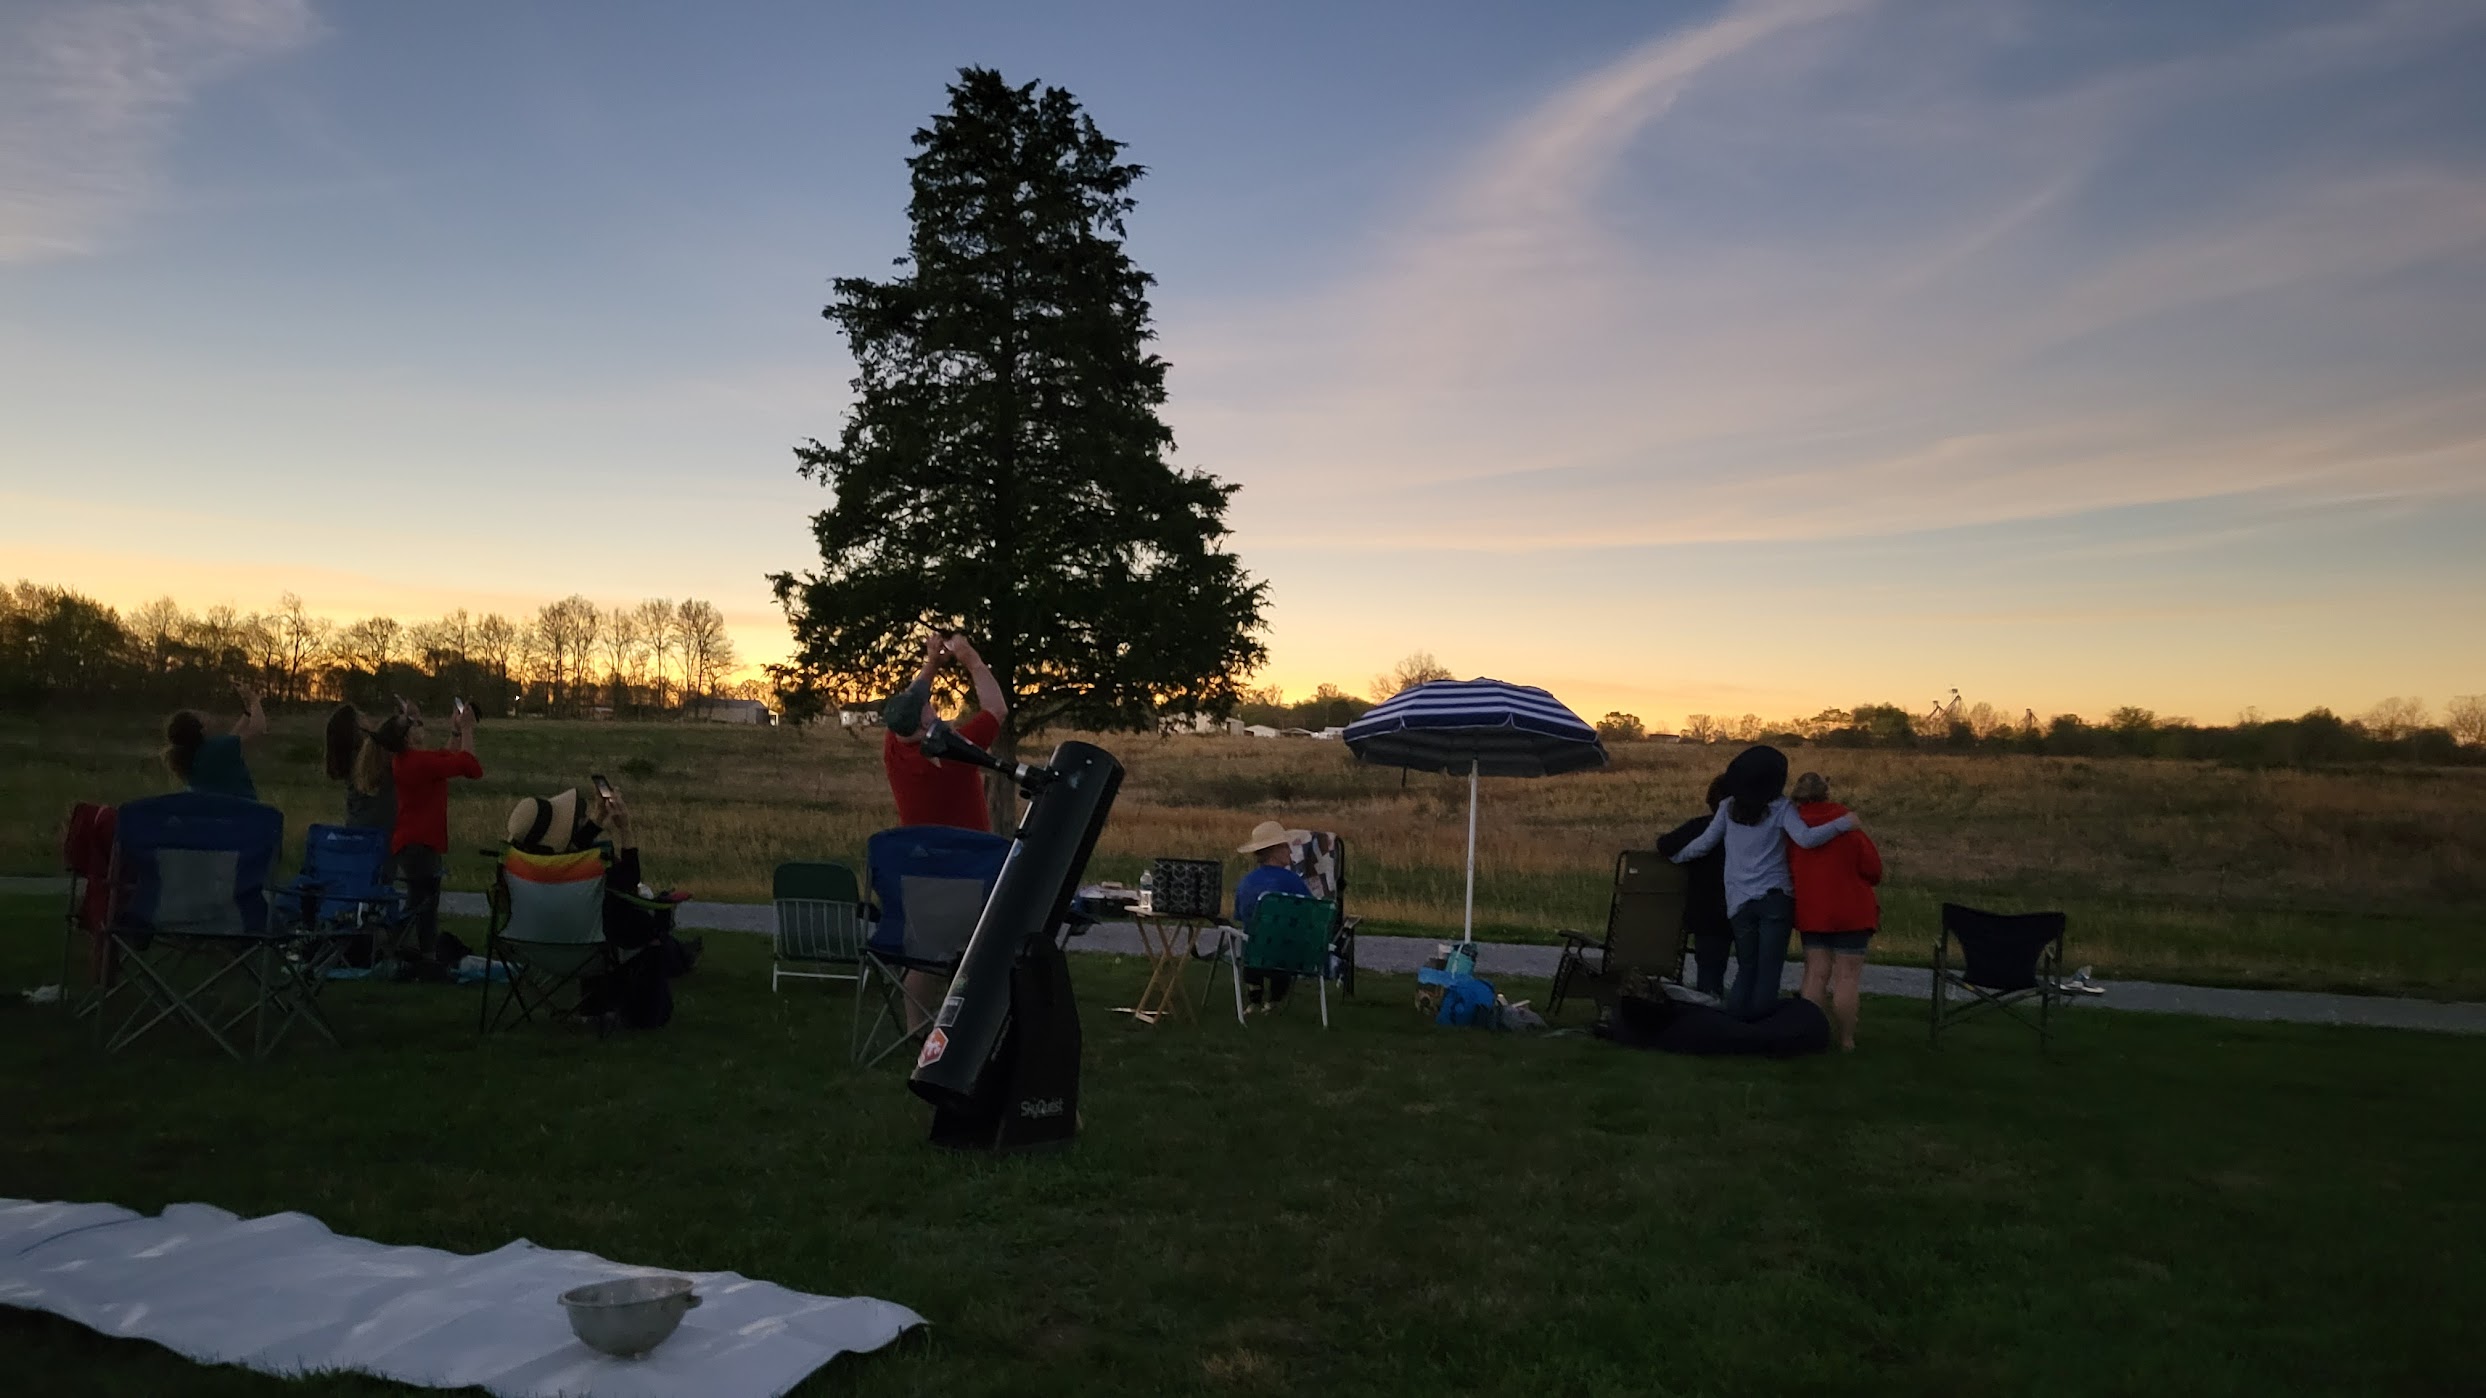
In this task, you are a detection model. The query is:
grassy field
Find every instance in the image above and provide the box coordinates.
[3,895,2481,1396]
[4,712,2483,998]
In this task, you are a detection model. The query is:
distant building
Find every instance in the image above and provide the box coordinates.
[700,697,776,726]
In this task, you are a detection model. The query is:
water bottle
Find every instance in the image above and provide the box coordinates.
[1137,867,1154,916]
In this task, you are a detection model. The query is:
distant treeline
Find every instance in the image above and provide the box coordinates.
[0,580,759,718]
[1231,674,2486,770]
[1654,698,2486,768]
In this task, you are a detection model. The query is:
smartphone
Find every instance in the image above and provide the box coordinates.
[452,696,468,717]
[592,774,614,802]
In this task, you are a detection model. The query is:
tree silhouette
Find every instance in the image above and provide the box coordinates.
[771,67,1267,819]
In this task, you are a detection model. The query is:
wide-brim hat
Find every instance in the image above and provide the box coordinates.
[1237,819,1309,855]
[508,788,585,853]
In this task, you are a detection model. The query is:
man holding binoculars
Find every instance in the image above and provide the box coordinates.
[881,631,1009,832]
[880,631,1011,1028]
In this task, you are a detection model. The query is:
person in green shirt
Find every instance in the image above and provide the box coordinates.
[163,683,267,801]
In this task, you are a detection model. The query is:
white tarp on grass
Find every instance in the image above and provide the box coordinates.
[0,1199,923,1398]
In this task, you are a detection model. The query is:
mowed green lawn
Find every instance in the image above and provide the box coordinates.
[3,897,2480,1396]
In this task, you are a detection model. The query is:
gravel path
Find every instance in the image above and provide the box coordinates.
[11,878,2480,1036]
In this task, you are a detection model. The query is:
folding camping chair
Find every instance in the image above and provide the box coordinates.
[60,801,117,1017]
[770,860,876,1053]
[478,844,638,1033]
[1546,851,1688,1019]
[1930,903,2073,1050]
[858,826,1010,1067]
[1224,892,1341,1027]
[100,792,343,1061]
[1291,831,1362,997]
[276,824,406,966]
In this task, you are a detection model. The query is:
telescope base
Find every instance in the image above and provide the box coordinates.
[927,939,1083,1153]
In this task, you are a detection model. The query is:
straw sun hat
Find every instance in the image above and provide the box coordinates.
[508,788,588,853]
[1236,820,1309,856]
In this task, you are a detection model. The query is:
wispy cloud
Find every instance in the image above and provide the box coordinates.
[1171,0,2486,551]
[0,0,320,263]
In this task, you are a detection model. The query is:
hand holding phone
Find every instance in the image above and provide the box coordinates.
[592,774,615,802]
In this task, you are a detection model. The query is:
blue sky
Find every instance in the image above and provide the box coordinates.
[3,0,2482,728]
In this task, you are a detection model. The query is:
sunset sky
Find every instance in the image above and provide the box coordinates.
[4,0,2483,730]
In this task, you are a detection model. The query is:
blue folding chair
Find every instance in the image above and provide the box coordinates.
[278,824,406,961]
[858,826,1010,1067]
[102,792,343,1060]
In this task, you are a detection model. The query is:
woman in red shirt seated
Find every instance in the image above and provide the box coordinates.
[1788,771,1883,1051]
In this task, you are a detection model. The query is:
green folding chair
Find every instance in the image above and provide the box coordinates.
[1226,893,1340,1027]
[770,861,876,1054]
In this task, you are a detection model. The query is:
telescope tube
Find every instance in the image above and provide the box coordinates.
[908,739,1122,1110]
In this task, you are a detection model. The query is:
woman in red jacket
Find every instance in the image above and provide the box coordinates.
[1788,772,1882,1050]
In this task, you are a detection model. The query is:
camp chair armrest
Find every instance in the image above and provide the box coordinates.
[1555,929,1600,949]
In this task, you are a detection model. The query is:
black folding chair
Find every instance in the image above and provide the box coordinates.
[1547,851,1687,1019]
[1930,903,2072,1050]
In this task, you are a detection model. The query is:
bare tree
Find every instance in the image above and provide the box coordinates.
[676,599,735,712]
[533,596,602,714]
[129,597,187,676]
[474,613,518,711]
[1368,650,1453,701]
[340,615,403,680]
[1681,714,1722,744]
[602,605,643,713]
[634,598,676,714]
[242,611,285,691]
[2359,696,2429,741]
[2448,695,2486,747]
[1962,700,2005,738]
[275,593,329,701]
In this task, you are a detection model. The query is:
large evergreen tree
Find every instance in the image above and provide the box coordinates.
[770,67,1268,806]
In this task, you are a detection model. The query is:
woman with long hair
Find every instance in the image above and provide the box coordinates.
[1665,744,1863,1020]
[324,703,395,836]
[163,682,267,799]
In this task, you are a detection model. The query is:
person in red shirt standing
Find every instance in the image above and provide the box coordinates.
[1788,771,1883,1051]
[882,632,1009,829]
[880,631,1010,1022]
[372,700,483,979]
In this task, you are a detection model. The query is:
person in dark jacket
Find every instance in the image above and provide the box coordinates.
[1656,770,1734,999]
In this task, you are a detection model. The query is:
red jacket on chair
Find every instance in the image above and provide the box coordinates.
[1788,801,1882,934]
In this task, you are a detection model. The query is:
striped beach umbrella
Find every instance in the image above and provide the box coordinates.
[1343,678,1608,945]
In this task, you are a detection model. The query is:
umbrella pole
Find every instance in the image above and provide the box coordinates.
[1463,759,1478,946]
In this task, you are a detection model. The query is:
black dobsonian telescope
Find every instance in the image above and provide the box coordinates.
[906,720,1123,1151]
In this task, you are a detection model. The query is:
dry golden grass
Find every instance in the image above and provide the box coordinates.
[5,714,2481,995]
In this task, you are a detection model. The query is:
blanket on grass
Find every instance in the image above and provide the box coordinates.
[0,1199,922,1398]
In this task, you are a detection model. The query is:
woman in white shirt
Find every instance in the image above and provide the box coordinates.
[1667,745,1862,1020]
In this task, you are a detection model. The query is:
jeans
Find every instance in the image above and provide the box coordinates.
[398,844,443,962]
[1725,889,1792,1021]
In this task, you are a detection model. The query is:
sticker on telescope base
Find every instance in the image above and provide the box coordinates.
[916,1028,949,1069]
[934,995,964,1029]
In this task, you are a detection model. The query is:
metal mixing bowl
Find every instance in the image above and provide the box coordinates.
[558,1275,702,1358]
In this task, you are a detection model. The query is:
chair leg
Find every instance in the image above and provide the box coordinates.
[1317,969,1329,1028]
[1929,936,1946,1048]
[1232,947,1248,1026]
